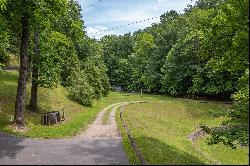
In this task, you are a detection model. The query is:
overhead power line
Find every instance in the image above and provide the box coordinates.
[86,0,102,9]
[88,16,160,36]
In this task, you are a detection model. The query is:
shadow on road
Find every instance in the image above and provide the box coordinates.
[66,139,129,164]
[0,132,25,159]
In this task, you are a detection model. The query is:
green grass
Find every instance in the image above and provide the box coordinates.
[195,137,249,165]
[116,98,249,165]
[102,107,112,124]
[115,107,141,165]
[0,70,248,165]
[0,70,144,138]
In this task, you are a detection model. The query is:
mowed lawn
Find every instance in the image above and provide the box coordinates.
[118,99,249,165]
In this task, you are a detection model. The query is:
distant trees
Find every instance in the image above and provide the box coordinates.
[101,34,134,90]
[101,0,249,147]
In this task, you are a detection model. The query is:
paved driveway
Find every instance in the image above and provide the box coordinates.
[0,103,129,165]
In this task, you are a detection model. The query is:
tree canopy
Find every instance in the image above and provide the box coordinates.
[101,0,249,147]
[0,0,248,148]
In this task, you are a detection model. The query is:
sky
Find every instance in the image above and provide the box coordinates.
[78,0,196,39]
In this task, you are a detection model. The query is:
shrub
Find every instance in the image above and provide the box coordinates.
[68,70,94,106]
[229,69,249,119]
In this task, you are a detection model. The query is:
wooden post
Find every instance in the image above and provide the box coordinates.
[61,111,65,121]
[140,88,143,98]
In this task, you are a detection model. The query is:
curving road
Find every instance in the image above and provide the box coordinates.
[0,102,129,165]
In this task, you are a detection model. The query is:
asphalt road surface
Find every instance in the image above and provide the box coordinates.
[0,103,129,165]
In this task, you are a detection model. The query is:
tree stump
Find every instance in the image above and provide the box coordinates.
[41,111,62,126]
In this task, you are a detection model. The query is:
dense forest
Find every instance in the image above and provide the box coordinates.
[102,0,248,99]
[0,0,249,147]
[101,0,249,147]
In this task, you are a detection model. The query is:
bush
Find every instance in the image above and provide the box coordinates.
[68,70,94,106]
[229,69,249,119]
[101,74,111,96]
[201,69,249,148]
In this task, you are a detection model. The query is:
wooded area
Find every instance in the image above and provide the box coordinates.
[0,0,249,148]
[101,0,249,148]
[0,0,110,126]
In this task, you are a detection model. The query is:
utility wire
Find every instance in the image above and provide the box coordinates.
[88,16,160,37]
[86,0,102,9]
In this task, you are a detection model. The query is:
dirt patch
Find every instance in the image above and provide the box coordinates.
[9,123,28,133]
[77,102,128,139]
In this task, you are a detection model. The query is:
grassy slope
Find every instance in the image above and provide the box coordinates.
[0,70,248,165]
[0,70,143,138]
[118,98,249,165]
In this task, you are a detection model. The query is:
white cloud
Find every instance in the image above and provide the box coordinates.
[86,26,122,39]
[158,0,168,3]
[81,0,196,37]
[85,9,158,25]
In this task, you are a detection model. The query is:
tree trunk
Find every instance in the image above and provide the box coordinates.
[29,29,39,113]
[26,54,32,82]
[14,7,29,127]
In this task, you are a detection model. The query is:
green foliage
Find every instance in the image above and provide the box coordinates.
[0,0,7,10]
[146,11,180,92]
[193,0,249,97]
[101,34,134,89]
[102,0,249,148]
[229,69,249,119]
[47,0,110,105]
[129,32,156,92]
[37,31,63,88]
[201,124,249,149]
[0,10,10,68]
[1,0,110,107]
[102,0,248,98]
[81,39,110,99]
[201,70,249,148]
[198,0,249,148]
[68,70,94,106]
[161,31,202,95]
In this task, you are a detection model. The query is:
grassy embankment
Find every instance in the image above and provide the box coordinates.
[0,70,142,138]
[0,70,248,165]
[117,100,249,165]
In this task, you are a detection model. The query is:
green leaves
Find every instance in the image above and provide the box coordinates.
[202,124,249,149]
[68,39,110,106]
[101,34,134,90]
[40,0,110,106]
[68,70,95,106]
[0,0,7,11]
[101,0,249,147]
[229,69,249,119]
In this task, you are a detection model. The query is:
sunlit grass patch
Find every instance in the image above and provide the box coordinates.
[0,70,144,138]
[117,98,248,165]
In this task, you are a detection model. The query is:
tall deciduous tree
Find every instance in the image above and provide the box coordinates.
[14,0,30,126]
[29,0,67,112]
